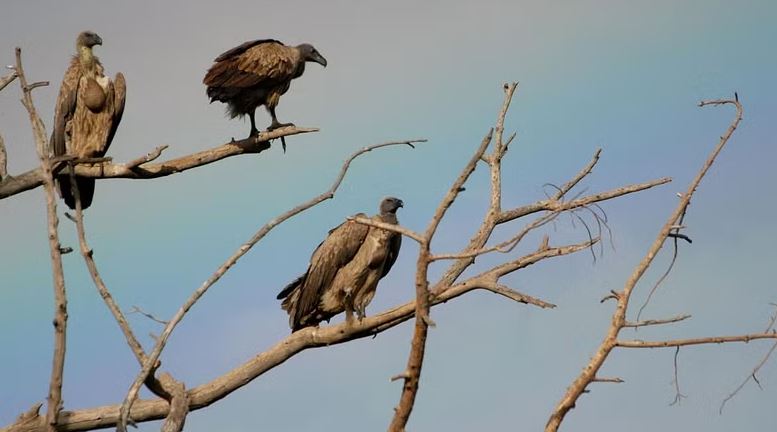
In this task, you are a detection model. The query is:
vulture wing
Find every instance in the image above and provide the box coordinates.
[292,214,370,327]
[381,233,402,278]
[50,58,81,158]
[204,40,300,89]
[212,39,282,62]
[105,72,126,150]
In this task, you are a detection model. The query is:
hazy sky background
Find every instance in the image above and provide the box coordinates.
[1,1,776,430]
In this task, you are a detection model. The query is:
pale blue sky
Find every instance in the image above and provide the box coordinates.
[1,1,776,430]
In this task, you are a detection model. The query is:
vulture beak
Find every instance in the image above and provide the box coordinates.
[397,199,404,208]
[94,34,103,46]
[312,52,327,67]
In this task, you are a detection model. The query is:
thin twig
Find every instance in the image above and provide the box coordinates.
[624,314,692,328]
[15,47,68,432]
[117,138,427,432]
[719,307,777,413]
[128,306,169,325]
[0,70,17,93]
[669,346,686,406]
[125,145,169,169]
[0,132,7,180]
[592,377,624,383]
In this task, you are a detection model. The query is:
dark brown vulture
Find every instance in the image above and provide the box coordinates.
[278,197,404,332]
[50,30,126,210]
[203,39,326,139]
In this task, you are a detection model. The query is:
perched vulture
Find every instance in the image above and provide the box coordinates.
[203,39,326,139]
[278,197,404,332]
[50,31,126,210]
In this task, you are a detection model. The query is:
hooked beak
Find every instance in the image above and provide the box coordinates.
[312,52,327,67]
[397,199,404,208]
[94,35,103,46]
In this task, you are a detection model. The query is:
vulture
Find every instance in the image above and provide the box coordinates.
[203,39,327,139]
[50,30,126,210]
[278,197,404,332]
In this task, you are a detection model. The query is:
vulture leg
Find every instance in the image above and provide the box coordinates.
[248,108,260,137]
[267,106,294,130]
[267,107,290,153]
[343,287,355,326]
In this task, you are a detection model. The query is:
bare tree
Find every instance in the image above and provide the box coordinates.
[1,49,774,432]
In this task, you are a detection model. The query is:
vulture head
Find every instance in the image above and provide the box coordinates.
[296,43,327,67]
[380,197,404,215]
[77,31,103,49]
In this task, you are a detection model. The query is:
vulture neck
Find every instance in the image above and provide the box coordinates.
[77,46,98,75]
[378,211,399,224]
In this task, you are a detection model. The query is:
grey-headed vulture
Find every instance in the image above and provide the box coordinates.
[278,197,403,332]
[203,39,326,139]
[50,31,126,210]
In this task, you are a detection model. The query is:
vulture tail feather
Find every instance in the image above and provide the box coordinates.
[58,175,95,210]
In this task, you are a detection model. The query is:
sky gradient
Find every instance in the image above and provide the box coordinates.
[1,1,776,430]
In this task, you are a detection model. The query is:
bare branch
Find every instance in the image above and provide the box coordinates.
[472,280,556,309]
[15,47,68,432]
[719,340,777,413]
[553,148,602,200]
[592,377,624,383]
[615,333,777,348]
[624,314,692,329]
[67,157,179,406]
[348,216,426,244]
[498,177,671,225]
[0,126,318,200]
[669,346,686,406]
[545,98,743,432]
[128,306,169,325]
[117,138,426,432]
[125,145,169,169]
[0,70,17,93]
[719,307,777,413]
[0,132,6,180]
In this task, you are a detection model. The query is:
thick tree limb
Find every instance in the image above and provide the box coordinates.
[545,98,743,432]
[116,138,426,432]
[15,48,67,432]
[0,126,318,200]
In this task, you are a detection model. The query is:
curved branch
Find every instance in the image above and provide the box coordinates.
[115,138,426,432]
[0,126,318,200]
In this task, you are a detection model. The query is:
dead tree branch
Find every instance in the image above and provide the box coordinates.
[545,98,744,432]
[15,47,67,432]
[116,138,427,432]
[0,126,318,200]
